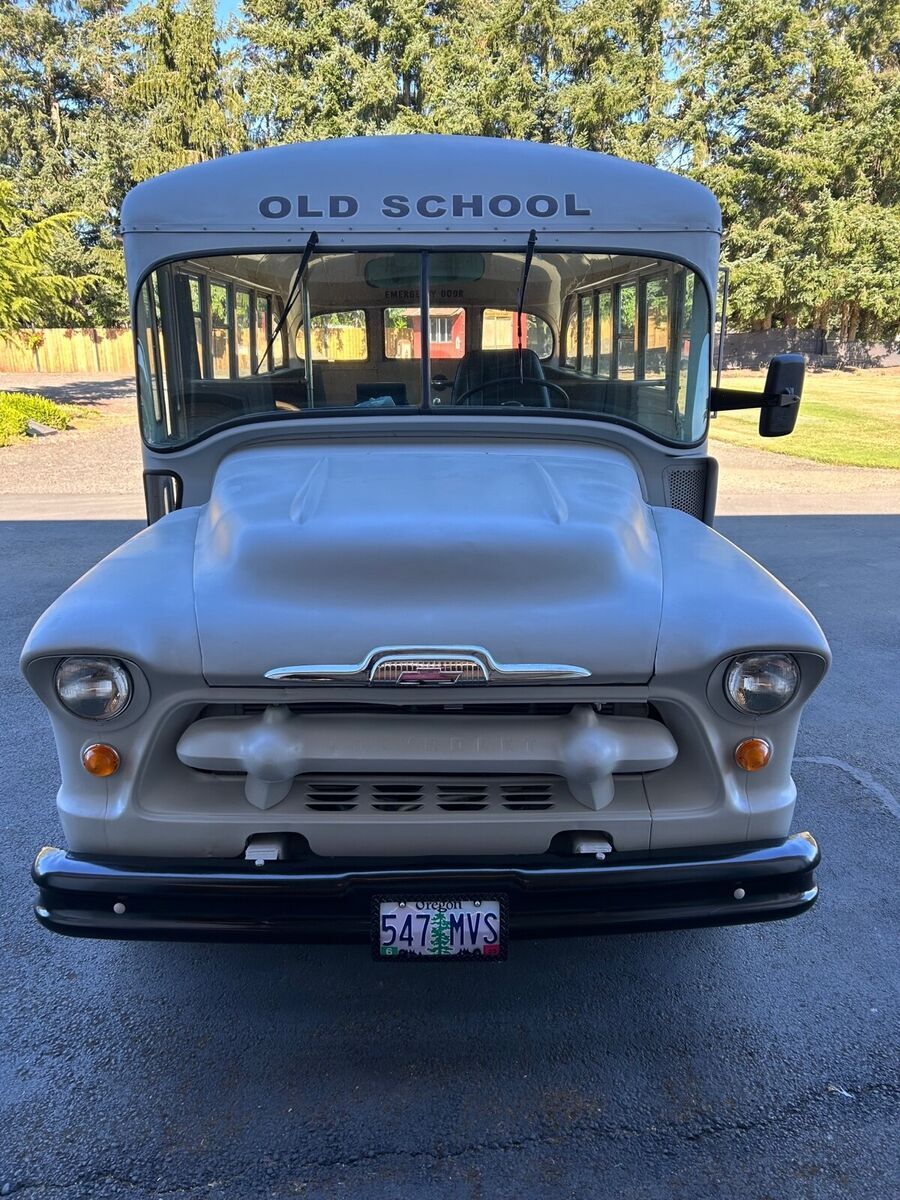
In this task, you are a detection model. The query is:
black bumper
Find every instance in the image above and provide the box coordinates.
[32,832,820,943]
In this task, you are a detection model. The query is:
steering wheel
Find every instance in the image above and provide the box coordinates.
[451,376,570,408]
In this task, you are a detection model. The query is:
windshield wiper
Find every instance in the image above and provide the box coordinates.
[515,229,537,384]
[253,230,319,375]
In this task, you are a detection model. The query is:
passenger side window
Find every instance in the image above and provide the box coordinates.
[178,273,207,380]
[297,310,368,362]
[235,289,252,377]
[564,305,578,366]
[597,290,612,377]
[579,295,594,373]
[642,276,670,380]
[482,309,553,359]
[209,282,232,379]
[136,279,164,428]
[616,283,636,380]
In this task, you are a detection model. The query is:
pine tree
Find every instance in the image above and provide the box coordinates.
[563,0,672,160]
[0,0,131,324]
[667,0,900,336]
[128,0,245,180]
[0,0,896,338]
[239,0,439,142]
[0,181,97,329]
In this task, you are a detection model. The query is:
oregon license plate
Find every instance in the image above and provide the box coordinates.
[375,897,507,961]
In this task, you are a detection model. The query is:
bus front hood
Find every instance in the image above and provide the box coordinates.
[193,442,663,686]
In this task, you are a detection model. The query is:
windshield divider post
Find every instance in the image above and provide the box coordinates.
[516,229,537,384]
[420,252,431,409]
[302,277,313,407]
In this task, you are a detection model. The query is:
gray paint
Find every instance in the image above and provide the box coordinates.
[121,136,722,298]
[176,705,678,810]
[21,432,828,859]
[141,413,711,512]
[20,137,830,865]
[193,441,663,685]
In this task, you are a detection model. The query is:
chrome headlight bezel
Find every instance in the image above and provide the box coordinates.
[54,657,133,721]
[723,652,800,716]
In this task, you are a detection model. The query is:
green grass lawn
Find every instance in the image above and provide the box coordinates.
[710,369,900,469]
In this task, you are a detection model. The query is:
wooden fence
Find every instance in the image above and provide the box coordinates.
[0,327,134,374]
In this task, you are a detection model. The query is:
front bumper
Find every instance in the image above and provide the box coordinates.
[32,832,820,943]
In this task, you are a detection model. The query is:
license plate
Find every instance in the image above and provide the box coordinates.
[375,897,507,961]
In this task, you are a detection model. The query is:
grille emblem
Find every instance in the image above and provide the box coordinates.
[264,646,590,686]
[370,656,488,686]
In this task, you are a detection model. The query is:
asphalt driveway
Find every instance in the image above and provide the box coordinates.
[1,511,898,1199]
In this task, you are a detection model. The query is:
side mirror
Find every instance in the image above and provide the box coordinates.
[760,354,804,437]
[710,352,804,439]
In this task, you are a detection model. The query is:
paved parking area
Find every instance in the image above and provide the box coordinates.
[1,505,897,1199]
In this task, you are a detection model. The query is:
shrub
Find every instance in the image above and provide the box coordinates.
[0,391,72,443]
[0,407,28,447]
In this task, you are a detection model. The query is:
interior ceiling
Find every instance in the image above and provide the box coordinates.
[181,250,671,324]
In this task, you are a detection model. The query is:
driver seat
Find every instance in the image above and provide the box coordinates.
[450,348,551,406]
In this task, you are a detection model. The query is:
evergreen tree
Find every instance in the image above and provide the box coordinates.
[0,0,131,324]
[0,0,897,338]
[128,0,245,180]
[668,0,900,336]
[0,181,96,328]
[563,0,671,160]
[239,0,437,142]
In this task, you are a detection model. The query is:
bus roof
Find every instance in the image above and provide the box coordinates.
[121,136,722,298]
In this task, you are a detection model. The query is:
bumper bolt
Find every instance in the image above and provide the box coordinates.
[113,901,126,915]
[733,887,746,900]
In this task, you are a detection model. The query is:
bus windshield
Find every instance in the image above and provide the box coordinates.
[135,249,711,449]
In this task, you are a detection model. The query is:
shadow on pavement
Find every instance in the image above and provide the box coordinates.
[7,376,134,409]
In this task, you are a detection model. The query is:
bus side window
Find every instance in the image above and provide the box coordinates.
[563,303,578,367]
[255,294,273,373]
[298,311,368,362]
[579,295,595,373]
[481,310,553,359]
[235,289,253,377]
[641,275,670,381]
[209,282,232,379]
[136,282,161,423]
[597,290,612,377]
[615,283,636,379]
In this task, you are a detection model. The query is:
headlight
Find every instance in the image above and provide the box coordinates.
[54,657,132,720]
[724,653,799,715]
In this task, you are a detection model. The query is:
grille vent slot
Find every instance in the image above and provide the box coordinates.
[305,781,360,811]
[297,777,560,814]
[371,782,425,812]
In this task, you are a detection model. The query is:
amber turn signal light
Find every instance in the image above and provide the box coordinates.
[734,738,771,771]
[82,743,121,777]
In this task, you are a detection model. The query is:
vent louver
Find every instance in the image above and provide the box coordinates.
[295,777,560,814]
